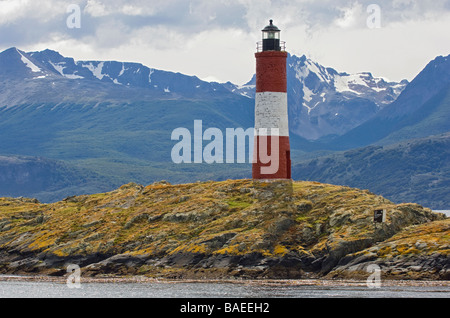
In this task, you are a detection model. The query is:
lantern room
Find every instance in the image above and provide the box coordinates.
[261,20,282,52]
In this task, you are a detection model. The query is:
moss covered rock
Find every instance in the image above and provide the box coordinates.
[0,179,447,280]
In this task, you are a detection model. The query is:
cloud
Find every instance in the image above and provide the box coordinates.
[84,0,109,17]
[1,0,450,83]
[286,5,450,81]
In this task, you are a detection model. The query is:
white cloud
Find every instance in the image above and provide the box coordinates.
[334,2,364,28]
[84,0,109,17]
[0,0,29,24]
[1,0,450,84]
[289,10,450,81]
[121,4,145,16]
[0,0,66,24]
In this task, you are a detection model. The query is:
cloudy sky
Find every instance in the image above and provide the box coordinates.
[1,0,450,84]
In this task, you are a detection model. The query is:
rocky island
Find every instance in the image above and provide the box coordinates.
[0,179,448,281]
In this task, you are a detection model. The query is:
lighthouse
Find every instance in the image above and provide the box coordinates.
[252,20,291,180]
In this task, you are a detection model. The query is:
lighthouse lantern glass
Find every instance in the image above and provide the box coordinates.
[261,20,281,51]
[263,30,279,40]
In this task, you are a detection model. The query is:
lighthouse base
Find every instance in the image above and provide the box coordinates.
[252,136,291,180]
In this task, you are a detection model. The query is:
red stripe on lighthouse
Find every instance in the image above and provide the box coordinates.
[255,51,288,93]
[252,135,291,179]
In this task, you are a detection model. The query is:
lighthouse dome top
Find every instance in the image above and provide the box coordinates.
[262,20,280,32]
[258,19,285,52]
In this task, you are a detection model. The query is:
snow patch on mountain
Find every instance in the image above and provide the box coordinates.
[334,75,364,95]
[148,68,154,83]
[119,63,126,77]
[17,49,41,73]
[81,62,105,80]
[303,59,333,84]
[49,61,84,79]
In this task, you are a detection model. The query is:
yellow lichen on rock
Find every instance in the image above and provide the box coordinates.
[0,179,447,280]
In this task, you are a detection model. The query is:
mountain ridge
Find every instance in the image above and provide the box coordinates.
[0,47,408,140]
[331,54,450,149]
[227,53,409,140]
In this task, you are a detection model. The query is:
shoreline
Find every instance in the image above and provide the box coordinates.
[1,274,449,288]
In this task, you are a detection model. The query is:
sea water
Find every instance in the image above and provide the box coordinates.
[0,280,449,298]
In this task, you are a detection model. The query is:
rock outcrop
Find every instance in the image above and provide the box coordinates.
[0,180,447,280]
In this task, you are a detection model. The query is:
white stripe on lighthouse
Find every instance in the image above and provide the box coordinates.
[255,91,289,137]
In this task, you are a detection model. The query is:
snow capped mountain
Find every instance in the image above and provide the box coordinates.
[226,54,408,140]
[287,55,408,139]
[333,53,450,148]
[0,48,230,107]
[221,74,256,100]
[291,56,406,107]
[0,47,43,78]
[0,48,407,140]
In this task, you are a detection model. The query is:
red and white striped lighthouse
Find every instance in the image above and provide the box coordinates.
[252,20,291,180]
